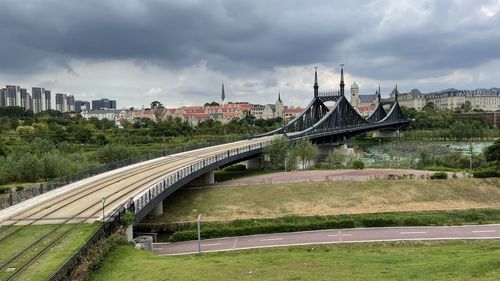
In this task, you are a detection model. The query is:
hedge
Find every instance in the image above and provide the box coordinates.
[430,172,448,179]
[136,209,500,242]
[473,167,500,178]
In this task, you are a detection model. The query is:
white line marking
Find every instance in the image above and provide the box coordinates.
[342,234,352,237]
[327,234,338,237]
[259,238,283,242]
[472,230,496,233]
[201,243,221,247]
[400,231,427,234]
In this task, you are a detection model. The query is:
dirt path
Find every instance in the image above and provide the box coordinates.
[213,169,465,187]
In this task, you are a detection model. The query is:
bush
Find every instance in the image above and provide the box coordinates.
[147,209,500,242]
[0,186,11,194]
[473,167,500,178]
[224,164,247,172]
[15,185,24,191]
[430,172,448,179]
[352,160,364,170]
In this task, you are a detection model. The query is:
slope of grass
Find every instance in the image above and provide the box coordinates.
[91,240,500,281]
[144,178,500,223]
[0,223,101,281]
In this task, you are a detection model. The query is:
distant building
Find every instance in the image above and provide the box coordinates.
[350,82,359,107]
[32,87,45,113]
[42,90,51,111]
[66,95,75,112]
[0,89,5,107]
[262,93,284,119]
[55,93,67,112]
[75,100,91,112]
[393,88,500,111]
[92,98,117,110]
[20,88,31,110]
[5,85,20,107]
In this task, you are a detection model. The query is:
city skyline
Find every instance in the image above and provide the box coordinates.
[1,1,500,108]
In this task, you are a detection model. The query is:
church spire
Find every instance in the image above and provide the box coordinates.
[339,64,345,96]
[378,84,381,102]
[313,66,319,98]
[221,83,225,104]
[278,91,282,102]
[394,84,399,102]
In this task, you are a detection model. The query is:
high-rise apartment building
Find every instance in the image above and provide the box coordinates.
[92,98,117,110]
[75,100,91,112]
[20,88,31,110]
[0,88,6,107]
[66,95,75,112]
[32,87,45,113]
[5,85,20,107]
[55,93,67,112]
[42,90,51,111]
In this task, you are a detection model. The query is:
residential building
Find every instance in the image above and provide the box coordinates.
[55,93,67,112]
[92,98,117,110]
[42,90,51,111]
[75,100,91,112]
[0,89,5,107]
[5,85,20,107]
[66,95,75,112]
[20,88,31,110]
[32,87,45,113]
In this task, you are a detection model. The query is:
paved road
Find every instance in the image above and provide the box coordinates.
[0,136,275,226]
[153,224,500,255]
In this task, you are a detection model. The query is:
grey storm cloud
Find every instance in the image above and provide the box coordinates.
[0,0,500,82]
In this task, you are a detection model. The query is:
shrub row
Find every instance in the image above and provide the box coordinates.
[473,167,500,178]
[137,209,500,242]
[430,172,448,179]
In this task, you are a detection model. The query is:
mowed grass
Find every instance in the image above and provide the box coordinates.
[0,222,100,281]
[92,240,500,281]
[145,178,500,223]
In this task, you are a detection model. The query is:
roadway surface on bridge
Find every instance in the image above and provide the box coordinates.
[154,224,500,255]
[0,136,275,226]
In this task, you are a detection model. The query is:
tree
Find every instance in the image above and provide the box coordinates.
[291,139,318,170]
[96,144,132,164]
[325,149,345,169]
[16,125,36,142]
[263,136,290,169]
[461,101,472,112]
[204,101,220,106]
[150,101,164,109]
[484,140,500,163]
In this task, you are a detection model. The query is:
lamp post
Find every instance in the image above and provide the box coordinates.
[469,143,473,175]
[197,214,202,254]
[101,197,106,222]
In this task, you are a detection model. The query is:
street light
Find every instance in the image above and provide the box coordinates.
[469,143,473,175]
[197,214,202,254]
[101,197,106,222]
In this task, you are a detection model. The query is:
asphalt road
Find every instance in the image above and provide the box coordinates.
[153,224,500,255]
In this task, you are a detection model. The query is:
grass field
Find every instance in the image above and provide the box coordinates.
[91,240,500,281]
[0,223,100,280]
[144,178,500,223]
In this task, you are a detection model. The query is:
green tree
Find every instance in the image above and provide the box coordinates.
[16,125,36,142]
[324,149,345,169]
[96,144,132,164]
[263,137,290,169]
[150,101,164,109]
[291,139,318,170]
[484,140,500,163]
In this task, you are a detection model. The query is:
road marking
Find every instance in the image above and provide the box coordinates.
[327,234,338,237]
[400,231,427,234]
[472,230,496,233]
[201,243,221,247]
[342,234,352,237]
[259,238,283,242]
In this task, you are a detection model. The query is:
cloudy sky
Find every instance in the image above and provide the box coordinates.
[1,0,500,108]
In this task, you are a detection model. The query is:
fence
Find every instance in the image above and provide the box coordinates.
[0,137,244,210]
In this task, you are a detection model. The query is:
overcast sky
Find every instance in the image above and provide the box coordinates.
[1,0,500,108]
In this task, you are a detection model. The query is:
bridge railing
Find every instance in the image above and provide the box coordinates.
[124,141,270,215]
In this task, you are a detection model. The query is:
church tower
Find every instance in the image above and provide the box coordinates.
[275,92,284,118]
[221,83,226,105]
[350,81,359,107]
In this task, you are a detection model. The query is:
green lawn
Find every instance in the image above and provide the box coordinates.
[92,240,500,281]
[0,222,101,281]
[144,178,500,223]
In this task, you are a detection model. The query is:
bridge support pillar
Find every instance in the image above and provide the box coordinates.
[126,225,134,241]
[373,130,400,138]
[152,201,164,216]
[244,158,261,170]
[189,170,215,186]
